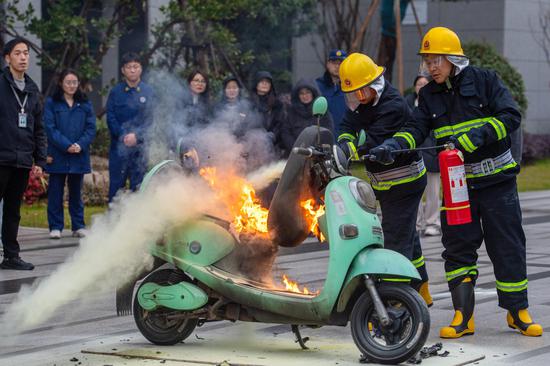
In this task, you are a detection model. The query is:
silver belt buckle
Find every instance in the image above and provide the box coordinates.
[480,158,496,175]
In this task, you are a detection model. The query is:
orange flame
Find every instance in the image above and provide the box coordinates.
[301,199,326,241]
[282,274,318,295]
[200,167,268,234]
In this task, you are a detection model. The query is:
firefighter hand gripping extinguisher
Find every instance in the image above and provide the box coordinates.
[439,145,472,225]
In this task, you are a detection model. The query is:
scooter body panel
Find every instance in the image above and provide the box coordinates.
[137,281,208,311]
[151,220,236,268]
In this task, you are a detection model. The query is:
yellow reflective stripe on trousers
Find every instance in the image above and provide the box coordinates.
[394,132,416,149]
[411,256,425,268]
[465,161,518,179]
[487,117,507,140]
[338,133,356,142]
[445,265,478,282]
[433,117,495,139]
[457,134,477,153]
[367,167,427,191]
[496,279,528,292]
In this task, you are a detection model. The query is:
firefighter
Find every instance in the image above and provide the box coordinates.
[370,27,543,338]
[337,53,432,307]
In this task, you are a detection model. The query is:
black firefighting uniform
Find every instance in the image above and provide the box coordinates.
[338,80,428,284]
[393,66,527,311]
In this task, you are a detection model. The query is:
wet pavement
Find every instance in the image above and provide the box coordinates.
[1,190,549,365]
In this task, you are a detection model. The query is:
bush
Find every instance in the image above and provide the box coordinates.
[90,118,111,158]
[463,42,527,114]
[522,133,550,164]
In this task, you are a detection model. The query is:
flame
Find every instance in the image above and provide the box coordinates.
[200,167,268,234]
[301,199,326,241]
[282,274,318,295]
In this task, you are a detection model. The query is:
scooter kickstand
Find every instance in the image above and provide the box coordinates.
[291,324,310,350]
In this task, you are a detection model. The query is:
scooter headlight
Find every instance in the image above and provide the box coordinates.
[349,179,377,214]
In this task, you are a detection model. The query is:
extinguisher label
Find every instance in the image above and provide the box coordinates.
[448,165,469,203]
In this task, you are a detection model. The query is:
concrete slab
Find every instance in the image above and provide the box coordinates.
[1,190,550,365]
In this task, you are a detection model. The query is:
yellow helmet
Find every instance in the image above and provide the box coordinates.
[339,53,385,92]
[419,27,465,56]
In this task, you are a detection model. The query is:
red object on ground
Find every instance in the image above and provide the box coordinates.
[439,148,472,225]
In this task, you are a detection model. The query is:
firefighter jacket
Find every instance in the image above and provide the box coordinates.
[393,66,521,190]
[338,80,425,192]
[0,67,47,169]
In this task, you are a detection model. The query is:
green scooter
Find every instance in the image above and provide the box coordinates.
[117,98,430,364]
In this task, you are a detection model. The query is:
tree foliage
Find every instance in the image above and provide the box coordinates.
[0,0,142,96]
[463,42,528,114]
[146,0,316,92]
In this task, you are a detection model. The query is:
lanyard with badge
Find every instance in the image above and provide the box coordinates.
[11,85,29,128]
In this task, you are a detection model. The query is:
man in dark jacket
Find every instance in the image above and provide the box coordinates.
[281,78,333,156]
[106,52,153,202]
[316,49,347,135]
[338,53,432,307]
[371,27,542,338]
[0,38,47,270]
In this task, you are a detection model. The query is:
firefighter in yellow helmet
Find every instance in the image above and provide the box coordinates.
[370,26,543,338]
[337,53,433,308]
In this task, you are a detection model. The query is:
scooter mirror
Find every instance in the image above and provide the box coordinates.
[312,96,328,116]
[357,130,367,146]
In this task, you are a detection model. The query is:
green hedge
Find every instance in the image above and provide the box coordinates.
[463,42,527,114]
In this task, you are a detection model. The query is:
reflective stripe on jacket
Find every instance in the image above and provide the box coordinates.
[393,66,521,190]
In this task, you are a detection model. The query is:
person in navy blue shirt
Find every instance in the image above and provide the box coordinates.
[106,52,153,202]
[316,49,347,135]
[44,69,96,239]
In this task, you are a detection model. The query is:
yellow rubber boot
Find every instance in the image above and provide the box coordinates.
[440,278,475,338]
[507,309,543,337]
[418,281,433,307]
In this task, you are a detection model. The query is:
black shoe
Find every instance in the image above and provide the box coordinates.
[0,257,35,270]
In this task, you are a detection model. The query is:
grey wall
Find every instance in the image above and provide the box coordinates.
[292,0,550,134]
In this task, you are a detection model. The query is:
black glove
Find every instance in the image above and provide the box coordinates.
[369,138,401,165]
[447,135,461,151]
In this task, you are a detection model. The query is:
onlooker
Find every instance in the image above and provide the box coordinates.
[215,75,252,138]
[251,71,285,156]
[316,49,347,134]
[106,52,153,202]
[44,69,96,239]
[405,75,441,236]
[0,37,47,271]
[281,78,333,155]
[183,69,210,127]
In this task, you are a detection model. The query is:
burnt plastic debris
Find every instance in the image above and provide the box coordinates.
[407,342,449,364]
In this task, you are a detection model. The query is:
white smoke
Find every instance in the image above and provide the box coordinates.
[0,68,285,335]
[0,173,219,333]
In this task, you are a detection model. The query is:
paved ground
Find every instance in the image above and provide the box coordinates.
[1,190,549,366]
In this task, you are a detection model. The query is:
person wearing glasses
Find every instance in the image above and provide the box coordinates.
[106,52,153,202]
[370,27,542,338]
[183,70,210,127]
[44,69,96,239]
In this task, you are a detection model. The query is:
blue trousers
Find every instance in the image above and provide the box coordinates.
[108,147,146,202]
[47,173,85,232]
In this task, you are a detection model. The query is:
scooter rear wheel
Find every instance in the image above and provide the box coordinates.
[133,268,199,345]
[350,284,430,364]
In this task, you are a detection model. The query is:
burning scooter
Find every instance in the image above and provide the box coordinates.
[116,98,430,364]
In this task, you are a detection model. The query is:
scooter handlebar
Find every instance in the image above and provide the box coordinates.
[292,147,325,158]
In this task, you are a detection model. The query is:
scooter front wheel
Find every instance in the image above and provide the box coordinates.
[350,284,430,364]
[133,268,199,345]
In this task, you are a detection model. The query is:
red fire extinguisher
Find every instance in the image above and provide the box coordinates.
[439,147,472,225]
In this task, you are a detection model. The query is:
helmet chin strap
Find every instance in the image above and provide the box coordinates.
[444,65,456,90]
